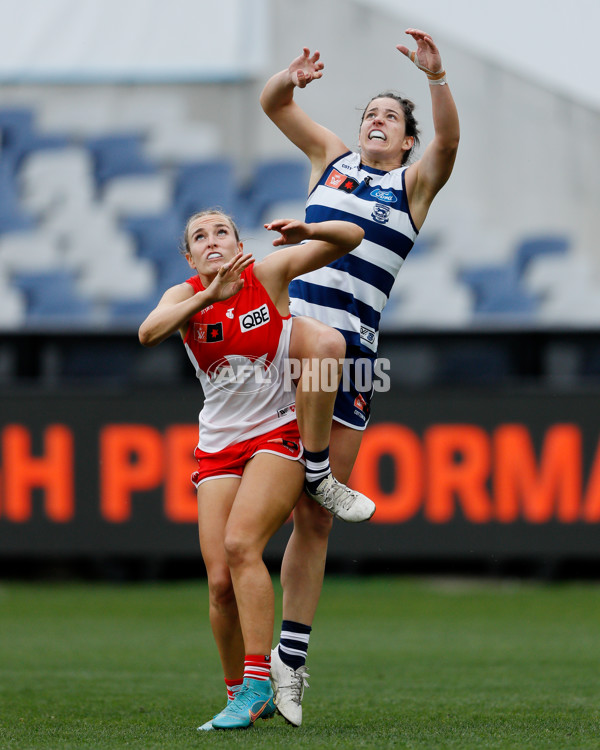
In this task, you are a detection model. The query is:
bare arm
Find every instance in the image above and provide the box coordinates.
[138,252,254,347]
[253,219,364,306]
[399,29,460,226]
[260,48,347,188]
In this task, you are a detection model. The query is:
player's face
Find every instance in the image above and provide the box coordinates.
[359,97,413,166]
[186,215,242,279]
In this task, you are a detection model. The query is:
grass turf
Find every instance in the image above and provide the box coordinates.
[1,577,599,748]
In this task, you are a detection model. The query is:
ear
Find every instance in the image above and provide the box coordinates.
[402,135,414,153]
[185,252,196,270]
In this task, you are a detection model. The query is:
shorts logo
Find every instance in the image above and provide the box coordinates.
[371,202,391,224]
[194,322,223,343]
[354,393,367,412]
[277,403,296,418]
[240,303,270,331]
[266,437,299,453]
[370,188,397,203]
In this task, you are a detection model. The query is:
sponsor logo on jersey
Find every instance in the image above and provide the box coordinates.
[226,307,234,319]
[199,305,213,315]
[371,202,391,224]
[360,324,376,346]
[370,188,397,203]
[240,303,270,331]
[277,403,296,418]
[324,168,346,189]
[194,322,223,343]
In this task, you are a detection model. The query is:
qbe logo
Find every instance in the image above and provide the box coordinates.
[240,304,270,332]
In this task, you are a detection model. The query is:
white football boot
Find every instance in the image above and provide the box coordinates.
[305,473,376,522]
[269,647,310,727]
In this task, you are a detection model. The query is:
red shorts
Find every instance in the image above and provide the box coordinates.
[191,421,303,487]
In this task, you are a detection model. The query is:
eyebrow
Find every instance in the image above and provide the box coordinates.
[192,222,229,235]
[367,107,399,115]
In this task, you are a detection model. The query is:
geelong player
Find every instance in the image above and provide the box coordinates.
[260,28,460,725]
[139,211,366,730]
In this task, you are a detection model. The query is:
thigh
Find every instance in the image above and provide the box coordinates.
[197,477,241,570]
[227,453,305,551]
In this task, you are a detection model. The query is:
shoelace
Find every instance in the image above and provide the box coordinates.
[280,666,310,703]
[320,479,360,512]
[225,685,266,715]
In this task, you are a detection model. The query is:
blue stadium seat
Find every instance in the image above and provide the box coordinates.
[174,160,239,221]
[461,265,537,316]
[12,270,93,326]
[86,134,157,187]
[0,159,35,234]
[239,160,309,227]
[0,106,70,168]
[514,235,570,275]
[121,210,183,274]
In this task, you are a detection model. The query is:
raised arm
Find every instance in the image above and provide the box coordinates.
[260,48,347,187]
[399,29,460,226]
[253,219,364,308]
[138,252,253,347]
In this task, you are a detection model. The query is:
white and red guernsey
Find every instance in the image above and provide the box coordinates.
[183,266,297,453]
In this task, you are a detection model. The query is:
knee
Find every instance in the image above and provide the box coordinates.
[207,567,236,612]
[294,496,334,541]
[313,326,346,361]
[223,532,255,570]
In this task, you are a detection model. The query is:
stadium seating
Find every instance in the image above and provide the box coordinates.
[0,99,596,335]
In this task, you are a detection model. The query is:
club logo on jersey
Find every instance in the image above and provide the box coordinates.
[226,307,234,319]
[194,322,223,343]
[206,354,279,394]
[325,169,347,189]
[240,303,270,331]
[325,168,359,193]
[371,202,391,224]
[370,188,397,203]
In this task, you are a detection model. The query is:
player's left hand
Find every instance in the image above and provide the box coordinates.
[397,28,443,75]
[265,218,311,246]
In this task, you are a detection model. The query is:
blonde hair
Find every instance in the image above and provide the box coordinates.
[180,208,241,255]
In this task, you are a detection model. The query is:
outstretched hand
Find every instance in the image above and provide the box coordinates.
[265,218,312,246]
[205,250,254,301]
[288,47,324,89]
[397,28,443,74]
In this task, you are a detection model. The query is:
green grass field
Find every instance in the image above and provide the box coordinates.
[1,577,599,749]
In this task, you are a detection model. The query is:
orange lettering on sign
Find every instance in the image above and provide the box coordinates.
[425,425,492,524]
[494,424,581,523]
[100,425,164,522]
[351,423,423,523]
[582,438,600,522]
[2,424,74,522]
[164,425,199,523]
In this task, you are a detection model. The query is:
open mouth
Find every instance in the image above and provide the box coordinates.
[207,252,222,260]
[369,130,386,141]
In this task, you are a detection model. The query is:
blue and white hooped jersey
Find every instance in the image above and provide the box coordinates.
[288,151,418,355]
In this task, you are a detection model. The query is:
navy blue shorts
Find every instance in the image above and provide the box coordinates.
[332,349,376,430]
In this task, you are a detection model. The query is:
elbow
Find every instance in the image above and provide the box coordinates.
[138,326,157,348]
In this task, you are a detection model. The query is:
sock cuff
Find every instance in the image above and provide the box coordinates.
[281,619,312,635]
[303,446,330,464]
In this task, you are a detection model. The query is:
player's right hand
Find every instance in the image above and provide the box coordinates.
[288,48,324,88]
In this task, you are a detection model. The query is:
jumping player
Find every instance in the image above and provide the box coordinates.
[261,28,460,725]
